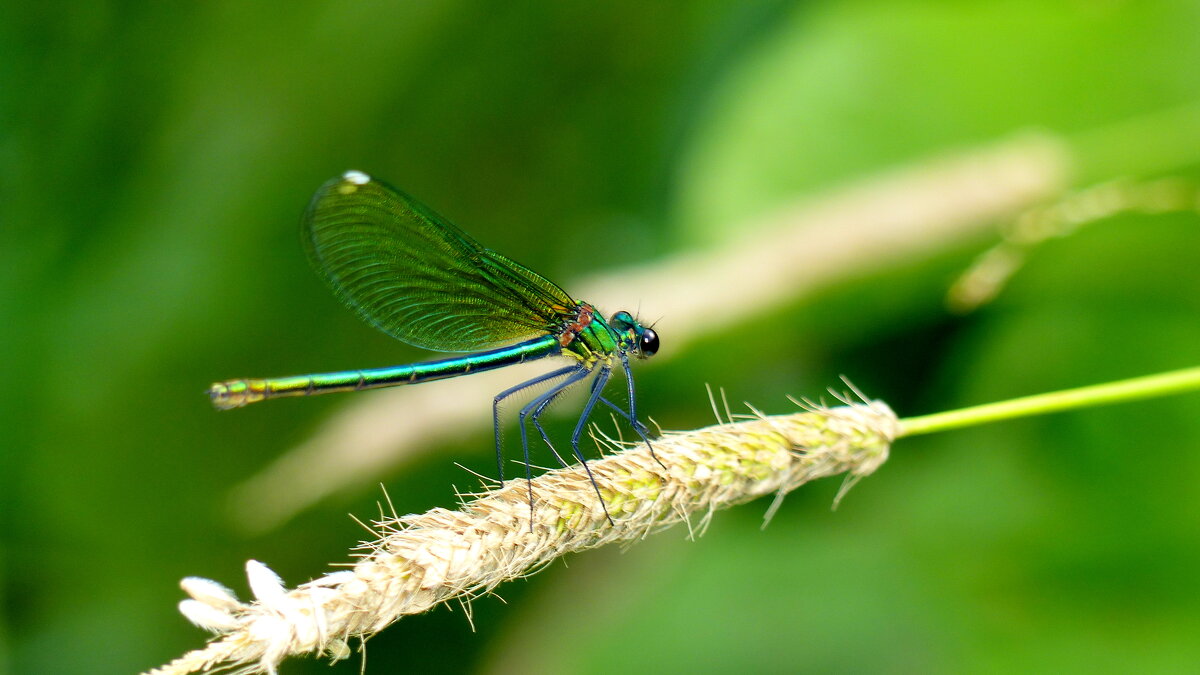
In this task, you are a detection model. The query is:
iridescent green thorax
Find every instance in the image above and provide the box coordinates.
[559,303,657,366]
[557,303,614,366]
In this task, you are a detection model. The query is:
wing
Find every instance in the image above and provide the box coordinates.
[301,171,578,352]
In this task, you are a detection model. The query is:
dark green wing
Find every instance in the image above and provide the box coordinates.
[301,171,578,352]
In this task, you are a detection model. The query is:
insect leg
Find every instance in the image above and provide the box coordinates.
[516,366,591,526]
[617,352,664,469]
[530,395,570,468]
[597,395,659,467]
[564,365,615,526]
[493,365,578,482]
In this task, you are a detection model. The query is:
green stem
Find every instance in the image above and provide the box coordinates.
[1069,100,1200,183]
[898,366,1200,438]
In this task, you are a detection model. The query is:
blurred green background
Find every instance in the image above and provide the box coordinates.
[5,1,1200,673]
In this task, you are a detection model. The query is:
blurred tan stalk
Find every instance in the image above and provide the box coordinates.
[229,131,1071,533]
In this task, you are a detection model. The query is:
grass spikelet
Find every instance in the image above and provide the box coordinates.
[144,398,898,675]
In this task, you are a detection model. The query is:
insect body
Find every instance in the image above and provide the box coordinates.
[210,171,660,524]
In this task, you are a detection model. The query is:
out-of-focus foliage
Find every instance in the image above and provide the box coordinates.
[3,1,1199,673]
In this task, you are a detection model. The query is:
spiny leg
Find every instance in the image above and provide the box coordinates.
[561,365,615,526]
[597,395,659,465]
[617,352,665,470]
[517,367,592,526]
[530,395,570,468]
[493,365,578,483]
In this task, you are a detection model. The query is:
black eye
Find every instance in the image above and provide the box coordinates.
[640,328,659,357]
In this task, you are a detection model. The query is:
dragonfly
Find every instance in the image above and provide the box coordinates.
[210,170,661,525]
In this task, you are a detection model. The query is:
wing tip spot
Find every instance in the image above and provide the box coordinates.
[338,171,371,193]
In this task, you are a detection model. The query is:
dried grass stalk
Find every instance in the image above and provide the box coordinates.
[145,399,898,675]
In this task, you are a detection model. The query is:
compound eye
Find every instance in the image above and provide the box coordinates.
[640,328,659,357]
